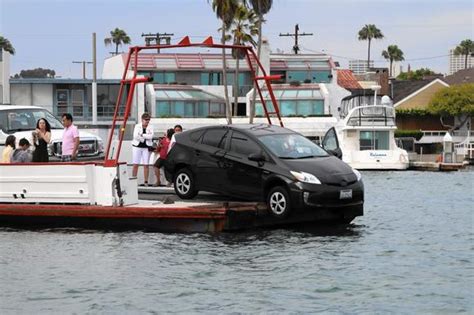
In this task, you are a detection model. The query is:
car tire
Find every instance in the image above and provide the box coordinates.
[174,168,198,199]
[267,186,291,218]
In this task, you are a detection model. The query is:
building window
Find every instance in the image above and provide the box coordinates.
[156,100,225,118]
[153,72,176,84]
[56,90,69,116]
[97,84,127,120]
[359,131,389,150]
[287,70,331,83]
[256,100,323,117]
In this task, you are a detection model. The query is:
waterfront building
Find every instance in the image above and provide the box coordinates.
[449,48,473,75]
[349,59,374,75]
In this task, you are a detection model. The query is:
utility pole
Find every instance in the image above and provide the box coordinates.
[92,32,98,125]
[279,24,313,54]
[141,32,174,53]
[72,60,93,79]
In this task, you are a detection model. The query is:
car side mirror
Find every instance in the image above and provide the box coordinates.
[248,152,266,165]
[327,148,343,159]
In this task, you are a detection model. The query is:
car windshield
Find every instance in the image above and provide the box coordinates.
[259,133,329,159]
[0,108,64,133]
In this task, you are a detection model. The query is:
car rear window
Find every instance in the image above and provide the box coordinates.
[189,130,205,143]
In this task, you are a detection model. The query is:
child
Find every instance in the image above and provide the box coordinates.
[153,128,174,186]
[1,135,16,163]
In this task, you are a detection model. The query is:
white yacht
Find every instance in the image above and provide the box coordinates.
[321,89,409,170]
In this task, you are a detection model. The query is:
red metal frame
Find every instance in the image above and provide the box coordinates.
[104,36,283,167]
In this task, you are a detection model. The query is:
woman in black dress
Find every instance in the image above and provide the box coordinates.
[32,118,51,162]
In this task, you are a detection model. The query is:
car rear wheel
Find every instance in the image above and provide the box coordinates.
[267,186,291,218]
[174,168,198,199]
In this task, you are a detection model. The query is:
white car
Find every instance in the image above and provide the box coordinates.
[0,105,104,159]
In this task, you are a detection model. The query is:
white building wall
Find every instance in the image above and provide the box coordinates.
[11,84,53,111]
[11,84,32,105]
[102,55,126,79]
[32,84,54,112]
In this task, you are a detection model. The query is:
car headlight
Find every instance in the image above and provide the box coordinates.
[353,168,362,181]
[290,171,321,184]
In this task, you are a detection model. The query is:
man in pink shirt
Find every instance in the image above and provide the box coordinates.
[61,113,80,162]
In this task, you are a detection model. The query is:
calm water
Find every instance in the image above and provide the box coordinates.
[0,169,473,314]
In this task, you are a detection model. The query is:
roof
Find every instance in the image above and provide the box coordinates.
[337,70,362,90]
[10,78,120,84]
[443,68,474,85]
[393,78,449,107]
[0,105,44,110]
[390,79,436,104]
[231,124,292,136]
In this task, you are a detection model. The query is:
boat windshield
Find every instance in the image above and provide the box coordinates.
[258,133,329,159]
[0,109,64,133]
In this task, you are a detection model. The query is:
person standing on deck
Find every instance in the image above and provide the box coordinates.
[132,112,154,186]
[2,135,16,163]
[167,124,183,154]
[61,113,80,162]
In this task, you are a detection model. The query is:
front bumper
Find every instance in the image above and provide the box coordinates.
[288,180,364,215]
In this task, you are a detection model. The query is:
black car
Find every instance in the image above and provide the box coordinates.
[164,124,363,221]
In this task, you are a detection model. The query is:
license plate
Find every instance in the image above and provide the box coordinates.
[340,189,352,199]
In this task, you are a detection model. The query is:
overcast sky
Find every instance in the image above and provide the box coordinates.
[1,0,472,78]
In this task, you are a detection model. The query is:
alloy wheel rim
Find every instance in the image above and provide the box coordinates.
[176,173,191,195]
[270,192,286,215]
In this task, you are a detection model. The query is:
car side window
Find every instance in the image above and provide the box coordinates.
[201,129,228,149]
[322,127,339,151]
[189,130,205,143]
[229,132,261,157]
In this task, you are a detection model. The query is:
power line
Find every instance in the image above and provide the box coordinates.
[141,32,174,53]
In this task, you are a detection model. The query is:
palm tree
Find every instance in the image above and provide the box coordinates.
[210,0,239,124]
[247,0,273,123]
[104,28,131,55]
[382,45,405,77]
[0,36,15,55]
[453,39,474,70]
[224,4,258,115]
[358,24,384,69]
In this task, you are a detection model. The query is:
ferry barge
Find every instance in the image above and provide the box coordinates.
[0,37,363,232]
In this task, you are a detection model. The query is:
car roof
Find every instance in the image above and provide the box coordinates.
[0,105,45,111]
[188,123,293,137]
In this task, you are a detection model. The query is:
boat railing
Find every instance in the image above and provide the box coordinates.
[344,105,396,127]
[421,130,469,138]
[454,136,474,159]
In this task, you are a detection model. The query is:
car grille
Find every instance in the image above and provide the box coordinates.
[52,140,99,157]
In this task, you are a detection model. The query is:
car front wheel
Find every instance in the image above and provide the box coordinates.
[174,168,198,199]
[267,186,291,218]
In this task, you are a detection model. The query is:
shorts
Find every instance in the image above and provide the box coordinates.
[61,155,72,162]
[154,158,166,168]
[132,146,151,165]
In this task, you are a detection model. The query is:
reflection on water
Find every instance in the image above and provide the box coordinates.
[0,169,472,313]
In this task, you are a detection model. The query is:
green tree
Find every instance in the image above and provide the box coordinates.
[453,39,474,70]
[358,24,384,69]
[397,68,437,81]
[210,0,239,124]
[104,28,131,55]
[381,45,404,77]
[428,83,474,131]
[13,68,56,78]
[246,0,273,123]
[224,4,258,115]
[0,36,15,55]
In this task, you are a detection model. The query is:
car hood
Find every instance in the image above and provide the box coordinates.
[11,129,100,144]
[282,156,357,185]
